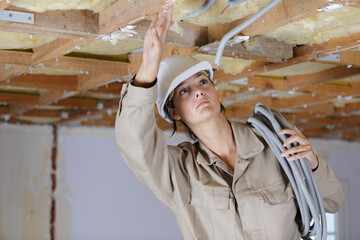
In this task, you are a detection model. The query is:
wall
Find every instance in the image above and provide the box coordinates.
[310,139,360,240]
[0,124,53,240]
[55,127,185,240]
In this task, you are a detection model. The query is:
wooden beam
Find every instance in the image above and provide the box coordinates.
[77,73,121,91]
[99,0,183,34]
[216,33,360,82]
[2,6,99,38]
[0,64,28,82]
[297,81,360,96]
[2,74,79,91]
[199,37,293,62]
[32,38,95,65]
[208,0,329,41]
[0,106,8,115]
[87,82,124,95]
[285,66,360,89]
[0,50,130,74]
[0,92,39,104]
[38,90,78,105]
[335,101,360,113]
[316,50,360,67]
[54,98,98,109]
[22,109,62,118]
[0,0,15,10]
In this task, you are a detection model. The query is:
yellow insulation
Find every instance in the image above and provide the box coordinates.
[260,62,336,76]
[76,40,143,55]
[194,54,254,74]
[0,31,55,49]
[262,6,360,45]
[12,0,117,13]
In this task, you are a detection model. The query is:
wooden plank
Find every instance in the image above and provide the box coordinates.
[0,0,15,10]
[0,92,39,104]
[99,0,183,34]
[316,50,360,67]
[87,82,124,94]
[285,66,360,89]
[54,98,98,109]
[199,37,293,62]
[7,103,35,115]
[335,102,360,113]
[38,90,78,105]
[77,73,121,91]
[32,38,95,65]
[0,64,28,82]
[208,0,329,41]
[0,106,8,115]
[297,82,360,96]
[23,109,62,118]
[0,50,130,74]
[2,74,79,91]
[2,6,99,38]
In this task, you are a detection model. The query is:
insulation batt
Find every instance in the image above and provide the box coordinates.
[0,31,55,49]
[262,6,360,44]
[13,0,117,12]
[194,54,254,74]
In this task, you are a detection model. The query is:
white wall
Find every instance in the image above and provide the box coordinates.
[0,124,53,240]
[55,127,184,240]
[310,139,360,240]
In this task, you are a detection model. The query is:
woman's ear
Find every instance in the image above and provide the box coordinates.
[218,95,222,103]
[168,108,181,121]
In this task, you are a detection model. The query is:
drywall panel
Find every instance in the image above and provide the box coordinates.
[0,124,53,240]
[310,139,360,240]
[56,127,185,240]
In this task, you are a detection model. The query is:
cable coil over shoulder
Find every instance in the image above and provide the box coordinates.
[247,103,327,240]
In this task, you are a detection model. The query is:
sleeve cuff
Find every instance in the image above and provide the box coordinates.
[126,77,158,105]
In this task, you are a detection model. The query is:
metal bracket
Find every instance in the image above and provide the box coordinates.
[317,54,340,62]
[0,10,34,24]
[229,77,248,85]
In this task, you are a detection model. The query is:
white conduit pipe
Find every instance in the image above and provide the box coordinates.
[214,0,282,69]
[247,103,327,240]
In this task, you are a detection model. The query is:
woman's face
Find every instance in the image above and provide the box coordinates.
[168,72,221,126]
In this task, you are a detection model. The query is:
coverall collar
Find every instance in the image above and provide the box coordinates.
[196,120,264,165]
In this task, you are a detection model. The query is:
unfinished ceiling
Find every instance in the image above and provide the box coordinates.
[0,0,359,141]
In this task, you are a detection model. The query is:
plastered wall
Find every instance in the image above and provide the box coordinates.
[0,124,53,240]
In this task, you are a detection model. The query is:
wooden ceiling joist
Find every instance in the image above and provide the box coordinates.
[199,37,293,62]
[0,0,15,10]
[1,6,99,38]
[2,74,79,91]
[0,50,130,74]
[316,50,360,67]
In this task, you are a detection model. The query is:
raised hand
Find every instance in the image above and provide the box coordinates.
[135,7,173,87]
[279,129,319,170]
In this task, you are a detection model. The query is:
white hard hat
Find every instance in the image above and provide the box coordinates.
[156,55,214,123]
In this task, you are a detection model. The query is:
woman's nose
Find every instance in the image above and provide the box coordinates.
[195,91,204,98]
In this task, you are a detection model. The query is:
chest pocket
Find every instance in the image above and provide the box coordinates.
[258,182,299,240]
[190,187,236,240]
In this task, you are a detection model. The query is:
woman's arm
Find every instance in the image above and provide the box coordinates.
[115,8,190,212]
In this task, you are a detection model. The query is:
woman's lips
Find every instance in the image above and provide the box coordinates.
[197,100,209,109]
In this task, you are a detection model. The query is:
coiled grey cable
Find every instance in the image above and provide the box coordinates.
[247,103,327,240]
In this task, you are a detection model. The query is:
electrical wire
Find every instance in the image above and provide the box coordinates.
[247,103,327,240]
[183,0,216,19]
[214,0,282,69]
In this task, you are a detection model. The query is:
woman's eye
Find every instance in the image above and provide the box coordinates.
[200,79,208,85]
[179,88,188,95]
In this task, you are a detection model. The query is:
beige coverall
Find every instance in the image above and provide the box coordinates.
[115,81,345,240]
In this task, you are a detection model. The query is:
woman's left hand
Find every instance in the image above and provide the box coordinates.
[278,129,319,170]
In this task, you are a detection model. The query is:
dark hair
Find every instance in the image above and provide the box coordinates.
[164,87,226,140]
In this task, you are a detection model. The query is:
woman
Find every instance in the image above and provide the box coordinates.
[115,7,344,240]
